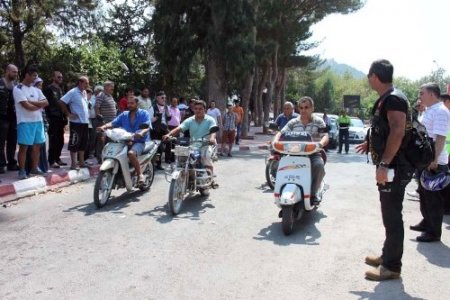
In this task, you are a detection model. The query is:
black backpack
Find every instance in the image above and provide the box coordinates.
[369,89,434,169]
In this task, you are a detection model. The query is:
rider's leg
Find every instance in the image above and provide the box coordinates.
[128,143,145,177]
[310,153,325,199]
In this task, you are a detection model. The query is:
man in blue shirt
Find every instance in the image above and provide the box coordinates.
[98,96,151,184]
[59,76,90,170]
[274,101,298,129]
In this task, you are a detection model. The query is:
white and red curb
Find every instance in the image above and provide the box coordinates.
[0,166,100,204]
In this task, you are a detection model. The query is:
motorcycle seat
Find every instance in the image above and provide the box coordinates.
[142,142,156,155]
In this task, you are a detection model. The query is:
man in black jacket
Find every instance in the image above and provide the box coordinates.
[43,71,67,168]
[0,64,19,173]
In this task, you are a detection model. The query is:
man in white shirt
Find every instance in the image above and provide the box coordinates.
[137,87,152,112]
[13,65,49,179]
[410,83,450,242]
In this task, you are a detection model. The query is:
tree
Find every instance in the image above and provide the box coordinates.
[0,0,97,70]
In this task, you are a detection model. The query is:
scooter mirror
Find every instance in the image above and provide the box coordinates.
[209,126,219,134]
[268,122,279,131]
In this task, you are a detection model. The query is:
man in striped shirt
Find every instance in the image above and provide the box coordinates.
[220,103,237,157]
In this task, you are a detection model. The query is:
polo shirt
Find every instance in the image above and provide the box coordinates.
[275,112,299,129]
[180,115,217,139]
[280,115,327,141]
[61,87,89,124]
[111,109,151,143]
[421,102,450,165]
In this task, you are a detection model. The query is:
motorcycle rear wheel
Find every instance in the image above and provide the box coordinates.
[93,170,114,208]
[265,159,278,190]
[168,170,187,215]
[139,163,154,191]
[281,205,295,236]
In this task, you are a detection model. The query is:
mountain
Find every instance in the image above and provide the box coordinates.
[320,59,366,79]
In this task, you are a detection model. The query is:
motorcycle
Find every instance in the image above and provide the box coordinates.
[166,126,219,215]
[93,126,160,208]
[272,131,327,235]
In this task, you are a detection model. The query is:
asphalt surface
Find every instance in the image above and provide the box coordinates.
[1,147,449,299]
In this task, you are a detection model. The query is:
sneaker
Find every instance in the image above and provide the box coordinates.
[138,174,145,185]
[18,169,28,180]
[365,256,383,267]
[29,168,44,176]
[365,265,400,281]
[56,160,68,166]
[50,162,60,168]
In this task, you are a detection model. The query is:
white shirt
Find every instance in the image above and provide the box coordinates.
[138,96,152,112]
[422,101,450,165]
[207,108,221,125]
[13,84,46,124]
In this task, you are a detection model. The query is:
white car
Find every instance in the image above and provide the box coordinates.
[348,117,368,143]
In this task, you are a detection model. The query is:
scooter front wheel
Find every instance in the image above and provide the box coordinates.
[281,205,295,236]
[168,170,187,215]
[265,159,278,190]
[93,170,114,208]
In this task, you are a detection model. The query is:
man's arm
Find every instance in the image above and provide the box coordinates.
[30,99,48,108]
[429,135,446,170]
[20,101,40,111]
[164,126,182,140]
[381,110,406,164]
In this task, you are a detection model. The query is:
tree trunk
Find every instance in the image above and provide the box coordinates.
[256,64,270,128]
[12,20,25,70]
[239,69,254,138]
[274,66,287,116]
[206,58,228,113]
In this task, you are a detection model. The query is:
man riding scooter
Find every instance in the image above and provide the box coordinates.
[272,96,329,205]
[163,99,217,177]
[98,96,151,185]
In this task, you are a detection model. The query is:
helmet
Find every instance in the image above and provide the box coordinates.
[420,170,450,191]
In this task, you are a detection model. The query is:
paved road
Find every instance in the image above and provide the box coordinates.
[1,148,449,299]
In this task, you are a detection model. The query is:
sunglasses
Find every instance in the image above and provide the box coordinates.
[299,106,310,110]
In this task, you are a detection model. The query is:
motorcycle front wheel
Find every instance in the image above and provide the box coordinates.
[281,205,295,236]
[265,159,278,190]
[93,170,114,208]
[168,170,187,215]
[139,163,154,191]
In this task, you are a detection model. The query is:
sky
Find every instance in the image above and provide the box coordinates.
[304,0,449,80]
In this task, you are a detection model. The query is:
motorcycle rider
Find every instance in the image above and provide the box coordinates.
[98,96,151,185]
[272,96,329,204]
[163,99,217,176]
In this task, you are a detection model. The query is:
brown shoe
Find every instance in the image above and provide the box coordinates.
[365,255,383,267]
[365,265,400,281]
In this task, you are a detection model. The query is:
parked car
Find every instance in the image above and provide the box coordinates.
[348,117,368,143]
[313,113,338,149]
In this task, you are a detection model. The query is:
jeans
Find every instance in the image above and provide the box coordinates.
[378,163,413,273]
[235,124,241,144]
[338,128,349,153]
[418,164,449,238]
[310,153,325,198]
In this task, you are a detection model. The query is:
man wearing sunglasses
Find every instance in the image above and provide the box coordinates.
[272,96,329,205]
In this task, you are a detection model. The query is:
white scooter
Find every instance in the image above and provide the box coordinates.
[93,127,160,208]
[272,131,327,235]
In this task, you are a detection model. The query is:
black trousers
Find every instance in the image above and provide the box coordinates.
[165,125,178,163]
[378,163,413,273]
[47,117,66,164]
[338,128,349,153]
[418,164,449,238]
[0,118,17,168]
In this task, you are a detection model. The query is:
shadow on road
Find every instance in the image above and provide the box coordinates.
[135,194,215,223]
[253,210,327,246]
[416,240,450,269]
[350,280,425,300]
[63,190,147,216]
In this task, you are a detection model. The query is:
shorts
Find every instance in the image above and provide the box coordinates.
[129,143,145,156]
[201,145,213,168]
[18,121,46,146]
[68,122,89,152]
[221,130,236,144]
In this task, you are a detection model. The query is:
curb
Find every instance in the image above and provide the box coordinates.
[238,144,269,151]
[0,165,100,205]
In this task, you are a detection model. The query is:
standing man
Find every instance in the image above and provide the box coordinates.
[43,70,66,168]
[233,99,244,145]
[274,101,298,129]
[149,91,171,170]
[59,76,90,170]
[95,81,117,163]
[13,65,49,179]
[137,87,152,112]
[0,64,19,173]
[166,97,181,163]
[220,103,238,157]
[441,94,450,214]
[410,83,450,242]
[356,59,414,281]
[337,109,351,154]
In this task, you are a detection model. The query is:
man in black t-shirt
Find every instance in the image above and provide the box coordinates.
[356,59,414,281]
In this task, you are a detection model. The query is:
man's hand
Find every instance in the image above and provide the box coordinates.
[97,126,105,132]
[209,137,216,145]
[355,141,368,154]
[162,134,170,141]
[427,161,438,171]
[134,132,144,140]
[67,113,78,121]
[376,167,388,185]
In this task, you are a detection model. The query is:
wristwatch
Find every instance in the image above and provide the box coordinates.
[378,161,389,169]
